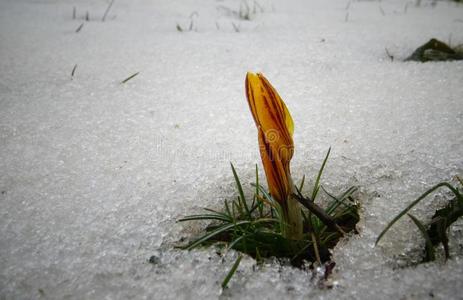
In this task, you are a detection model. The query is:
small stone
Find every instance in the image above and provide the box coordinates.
[148,255,160,264]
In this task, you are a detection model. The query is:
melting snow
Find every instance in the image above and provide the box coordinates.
[0,0,462,299]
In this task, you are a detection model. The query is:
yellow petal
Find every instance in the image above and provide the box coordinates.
[256,73,294,137]
[245,72,294,163]
[258,129,291,204]
[245,72,293,142]
[245,72,295,204]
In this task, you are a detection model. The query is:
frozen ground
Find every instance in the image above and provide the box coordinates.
[1,0,463,299]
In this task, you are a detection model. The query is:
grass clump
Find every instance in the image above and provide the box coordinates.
[376,177,463,262]
[177,149,360,287]
[406,38,463,62]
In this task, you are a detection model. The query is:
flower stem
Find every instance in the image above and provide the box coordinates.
[284,178,303,240]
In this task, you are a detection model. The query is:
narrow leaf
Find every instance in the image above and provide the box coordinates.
[120,72,139,84]
[298,174,306,192]
[221,254,242,289]
[177,214,231,223]
[230,163,250,216]
[324,185,357,215]
[185,221,251,250]
[228,235,247,249]
[375,182,459,245]
[407,213,435,261]
[202,207,232,219]
[312,147,331,200]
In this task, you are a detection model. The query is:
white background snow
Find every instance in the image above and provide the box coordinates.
[1,0,463,299]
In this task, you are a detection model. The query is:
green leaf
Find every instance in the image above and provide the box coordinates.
[185,220,251,250]
[228,235,248,249]
[221,254,242,289]
[255,164,259,197]
[324,186,357,215]
[202,208,233,220]
[310,232,321,265]
[177,214,231,223]
[232,198,244,218]
[253,184,285,228]
[299,174,306,192]
[312,147,331,201]
[252,218,280,225]
[255,164,264,218]
[224,200,233,220]
[230,163,251,216]
[255,247,262,263]
[407,213,435,261]
[376,182,460,245]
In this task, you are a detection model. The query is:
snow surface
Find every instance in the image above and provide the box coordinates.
[1,0,463,299]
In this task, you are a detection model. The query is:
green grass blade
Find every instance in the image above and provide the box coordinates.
[250,196,256,214]
[255,247,262,263]
[407,213,436,261]
[312,147,331,201]
[255,185,284,221]
[320,231,339,244]
[299,174,306,192]
[293,189,345,236]
[291,242,311,261]
[228,235,247,249]
[177,214,231,223]
[231,199,237,219]
[252,218,280,225]
[185,220,251,250]
[252,184,276,205]
[252,185,285,232]
[324,186,357,215]
[120,72,139,84]
[375,182,458,245]
[255,164,259,197]
[301,209,309,225]
[221,254,242,289]
[310,232,321,265]
[202,207,222,214]
[202,207,232,220]
[224,200,233,220]
[252,184,277,206]
[232,198,244,218]
[254,194,277,210]
[230,163,251,216]
[255,164,264,217]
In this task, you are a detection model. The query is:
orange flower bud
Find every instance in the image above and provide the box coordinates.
[245,72,302,239]
[245,72,294,205]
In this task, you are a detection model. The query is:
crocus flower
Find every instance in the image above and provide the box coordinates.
[245,72,303,239]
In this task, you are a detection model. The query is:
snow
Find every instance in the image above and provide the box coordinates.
[1,0,462,299]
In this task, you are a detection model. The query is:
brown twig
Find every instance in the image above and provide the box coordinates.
[292,192,346,236]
